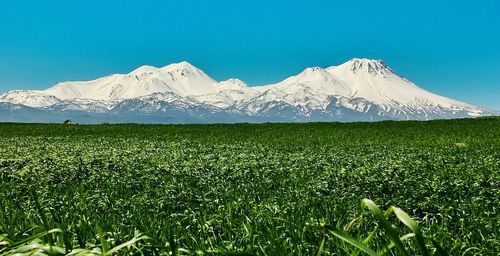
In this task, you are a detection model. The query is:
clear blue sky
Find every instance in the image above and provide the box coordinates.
[0,0,499,109]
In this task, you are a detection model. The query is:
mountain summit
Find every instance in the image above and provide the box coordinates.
[342,58,393,75]
[43,61,217,101]
[0,59,494,123]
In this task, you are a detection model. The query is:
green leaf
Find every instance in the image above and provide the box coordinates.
[96,224,109,253]
[392,206,429,256]
[7,228,62,248]
[316,235,326,256]
[329,229,378,256]
[362,199,409,256]
[377,233,415,255]
[103,233,148,255]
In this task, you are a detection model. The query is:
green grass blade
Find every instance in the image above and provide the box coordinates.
[329,229,378,256]
[103,234,147,255]
[377,233,415,255]
[316,235,326,256]
[96,224,109,253]
[392,206,429,256]
[362,226,379,245]
[7,228,62,248]
[362,199,409,256]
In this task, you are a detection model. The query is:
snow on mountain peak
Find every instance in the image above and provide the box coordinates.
[342,58,393,75]
[0,58,492,122]
[161,61,199,73]
[225,78,246,84]
[159,61,217,84]
[41,61,218,101]
[325,58,482,110]
[130,65,160,75]
[217,78,248,91]
[305,66,323,71]
[0,90,60,107]
[348,58,384,65]
[258,66,353,98]
[130,61,200,76]
[292,67,333,81]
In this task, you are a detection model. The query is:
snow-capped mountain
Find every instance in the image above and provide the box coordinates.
[0,58,495,123]
[0,90,60,108]
[44,61,218,100]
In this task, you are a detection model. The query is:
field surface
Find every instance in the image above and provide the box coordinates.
[0,118,499,255]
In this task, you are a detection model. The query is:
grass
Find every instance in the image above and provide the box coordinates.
[0,117,499,255]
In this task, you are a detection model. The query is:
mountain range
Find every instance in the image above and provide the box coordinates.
[0,58,495,123]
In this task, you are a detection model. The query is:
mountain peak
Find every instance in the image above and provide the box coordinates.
[223,78,247,85]
[1,58,491,123]
[349,57,383,63]
[349,58,385,67]
[130,65,160,75]
[342,58,393,75]
[161,61,197,72]
[291,67,336,83]
[130,61,199,76]
[298,67,330,76]
[217,78,249,91]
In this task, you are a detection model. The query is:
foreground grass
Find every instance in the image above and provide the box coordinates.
[0,118,499,255]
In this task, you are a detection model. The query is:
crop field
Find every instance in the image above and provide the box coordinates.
[0,118,499,255]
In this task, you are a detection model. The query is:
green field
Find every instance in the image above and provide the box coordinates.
[0,118,499,255]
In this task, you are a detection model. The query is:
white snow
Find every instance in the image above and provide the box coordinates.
[0,90,60,107]
[325,58,483,113]
[0,59,490,119]
[44,61,218,100]
[216,78,249,92]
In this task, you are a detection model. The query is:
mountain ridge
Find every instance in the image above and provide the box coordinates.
[0,58,495,123]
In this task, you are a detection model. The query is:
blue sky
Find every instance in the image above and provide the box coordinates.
[0,0,499,109]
